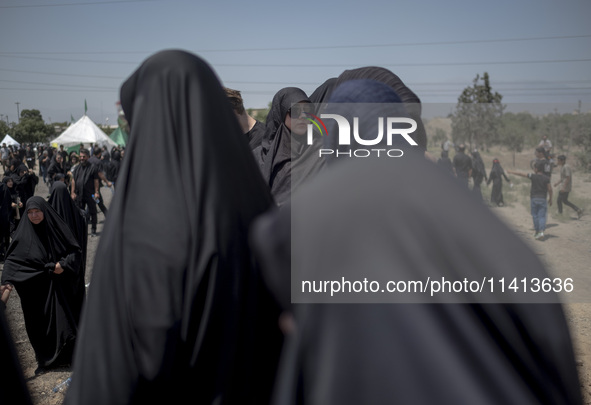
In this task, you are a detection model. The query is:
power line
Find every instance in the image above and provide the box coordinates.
[1,34,589,53]
[0,54,138,64]
[1,76,589,93]
[1,54,590,67]
[0,79,117,90]
[196,34,591,52]
[215,58,591,68]
[0,87,115,93]
[0,0,158,9]
[0,68,122,80]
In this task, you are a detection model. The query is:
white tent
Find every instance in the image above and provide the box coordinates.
[1,134,20,147]
[50,115,117,149]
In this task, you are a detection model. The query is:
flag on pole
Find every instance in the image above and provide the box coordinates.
[84,99,88,115]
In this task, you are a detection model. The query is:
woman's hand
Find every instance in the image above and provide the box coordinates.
[54,262,64,275]
[1,284,13,304]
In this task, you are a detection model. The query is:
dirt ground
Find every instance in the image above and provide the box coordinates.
[1,146,590,404]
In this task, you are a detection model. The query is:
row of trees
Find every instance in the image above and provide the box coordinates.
[0,109,57,144]
[449,72,591,171]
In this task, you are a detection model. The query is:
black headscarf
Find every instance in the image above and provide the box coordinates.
[471,150,487,182]
[259,87,324,207]
[322,79,411,163]
[65,50,282,405]
[308,77,337,106]
[260,87,310,158]
[490,158,504,177]
[1,196,82,369]
[109,150,121,183]
[11,163,37,207]
[334,66,427,150]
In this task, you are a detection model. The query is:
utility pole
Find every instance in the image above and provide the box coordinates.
[15,102,20,123]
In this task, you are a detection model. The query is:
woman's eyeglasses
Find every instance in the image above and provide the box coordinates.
[289,104,314,117]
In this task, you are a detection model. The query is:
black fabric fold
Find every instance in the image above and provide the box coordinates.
[65,50,283,405]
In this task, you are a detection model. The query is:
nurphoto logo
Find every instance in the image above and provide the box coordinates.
[303,108,418,158]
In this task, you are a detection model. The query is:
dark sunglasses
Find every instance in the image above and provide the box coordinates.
[289,104,314,117]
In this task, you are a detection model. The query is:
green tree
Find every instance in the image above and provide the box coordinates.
[539,111,570,152]
[247,101,271,123]
[499,112,538,166]
[451,72,504,150]
[0,120,11,139]
[429,127,448,150]
[571,112,591,171]
[12,109,55,144]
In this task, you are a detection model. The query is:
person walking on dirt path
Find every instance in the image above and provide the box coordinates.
[507,161,553,240]
[554,155,583,219]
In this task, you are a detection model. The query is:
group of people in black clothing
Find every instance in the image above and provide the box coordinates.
[1,143,123,255]
[0,50,585,404]
[437,137,584,242]
[437,143,513,206]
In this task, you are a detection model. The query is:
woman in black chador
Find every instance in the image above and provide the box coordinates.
[487,158,511,206]
[48,180,88,322]
[258,87,324,207]
[1,196,82,373]
[65,50,283,405]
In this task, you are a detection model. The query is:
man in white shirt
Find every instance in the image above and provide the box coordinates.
[554,155,583,219]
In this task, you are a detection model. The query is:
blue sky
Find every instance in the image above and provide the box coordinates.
[0,0,590,125]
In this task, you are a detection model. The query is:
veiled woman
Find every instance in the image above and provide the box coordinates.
[259,87,324,207]
[48,180,88,321]
[1,196,82,373]
[65,50,282,405]
[487,158,511,206]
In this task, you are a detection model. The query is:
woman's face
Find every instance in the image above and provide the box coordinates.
[27,208,44,225]
[5,179,13,188]
[285,102,312,136]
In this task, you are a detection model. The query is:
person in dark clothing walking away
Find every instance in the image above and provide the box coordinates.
[71,148,100,236]
[554,155,583,219]
[508,161,553,240]
[452,144,472,188]
[436,150,454,175]
[57,144,69,164]
[25,145,36,170]
[487,158,511,207]
[47,154,66,189]
[532,146,553,179]
[471,149,487,201]
[88,147,112,218]
[39,150,50,184]
[108,149,121,189]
